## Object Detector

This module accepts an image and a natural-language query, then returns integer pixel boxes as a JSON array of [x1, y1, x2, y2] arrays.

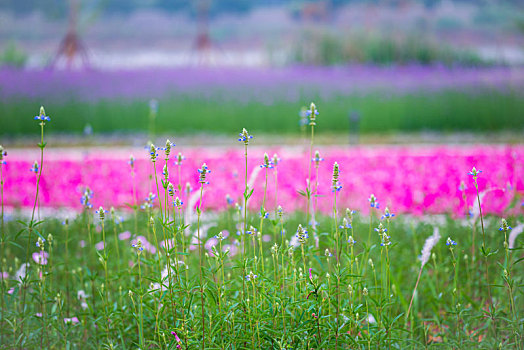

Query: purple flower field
[[1, 65, 523, 102]]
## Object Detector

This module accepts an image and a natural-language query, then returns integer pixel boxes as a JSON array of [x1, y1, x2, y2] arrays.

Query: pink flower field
[[3, 145, 522, 216]]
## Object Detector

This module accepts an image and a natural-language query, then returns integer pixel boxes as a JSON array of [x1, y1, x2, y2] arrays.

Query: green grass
[[1, 90, 523, 136], [1, 207, 523, 348]]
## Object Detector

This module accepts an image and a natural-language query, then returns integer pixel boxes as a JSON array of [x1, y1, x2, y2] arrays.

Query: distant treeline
[[1, 0, 522, 18]]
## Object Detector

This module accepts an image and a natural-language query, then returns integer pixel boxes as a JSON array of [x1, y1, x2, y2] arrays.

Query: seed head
[[173, 197, 184, 209], [468, 166, 482, 179], [164, 139, 175, 158], [381, 207, 395, 221], [296, 224, 309, 244], [339, 218, 351, 230], [307, 102, 318, 126], [446, 237, 457, 247], [375, 222, 387, 235], [34, 106, 51, 123], [149, 143, 159, 162], [0, 145, 6, 164], [245, 271, 258, 282], [312, 150, 324, 167], [238, 128, 253, 144], [368, 194, 379, 208], [175, 152, 185, 166], [198, 163, 210, 184], [36, 237, 45, 250], [167, 182, 175, 197], [215, 231, 225, 241], [499, 218, 512, 233], [380, 232, 391, 247], [30, 161, 39, 173], [272, 153, 280, 167], [260, 152, 273, 169], [96, 206, 108, 221], [332, 162, 342, 192], [141, 192, 156, 210], [132, 239, 144, 255], [346, 208, 356, 222]]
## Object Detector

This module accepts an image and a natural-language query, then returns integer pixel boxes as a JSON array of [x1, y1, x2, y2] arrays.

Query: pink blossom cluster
[[2, 145, 522, 216]]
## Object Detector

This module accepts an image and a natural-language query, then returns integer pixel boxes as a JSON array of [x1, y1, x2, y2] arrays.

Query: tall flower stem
[[365, 292, 371, 350], [101, 219, 112, 345], [313, 160, 320, 234], [472, 175, 494, 316], [305, 116, 315, 233], [111, 214, 120, 265], [333, 190, 340, 349], [152, 160, 164, 222], [0, 161, 5, 344], [196, 184, 206, 350], [258, 162, 269, 274], [39, 262, 47, 348], [501, 223, 520, 349], [305, 103, 318, 234], [131, 160, 138, 235], [138, 259, 145, 349], [64, 220, 71, 317], [242, 141, 249, 305], [449, 243, 460, 344], [21, 111, 47, 340]]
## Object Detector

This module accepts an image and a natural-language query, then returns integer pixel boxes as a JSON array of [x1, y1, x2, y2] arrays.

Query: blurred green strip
[[1, 90, 523, 136]]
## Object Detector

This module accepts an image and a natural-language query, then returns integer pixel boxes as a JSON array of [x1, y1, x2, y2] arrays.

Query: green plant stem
[[473, 179, 495, 332], [0, 164, 5, 345], [242, 143, 248, 306], [305, 124, 315, 232], [366, 297, 371, 350], [333, 190, 340, 349], [112, 216, 120, 264], [138, 257, 144, 349], [197, 184, 206, 350], [101, 221, 111, 345], [152, 160, 164, 221], [21, 121, 45, 342]]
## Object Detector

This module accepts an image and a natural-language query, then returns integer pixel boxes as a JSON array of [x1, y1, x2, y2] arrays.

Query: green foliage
[[1, 207, 522, 348], [0, 42, 27, 69], [1, 90, 523, 136], [293, 32, 489, 67]]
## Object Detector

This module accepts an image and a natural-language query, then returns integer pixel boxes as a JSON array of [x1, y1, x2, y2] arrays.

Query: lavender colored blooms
[[2, 66, 521, 103]]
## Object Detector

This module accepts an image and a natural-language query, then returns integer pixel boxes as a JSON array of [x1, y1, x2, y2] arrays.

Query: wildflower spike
[[238, 128, 253, 144], [307, 102, 318, 126]]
